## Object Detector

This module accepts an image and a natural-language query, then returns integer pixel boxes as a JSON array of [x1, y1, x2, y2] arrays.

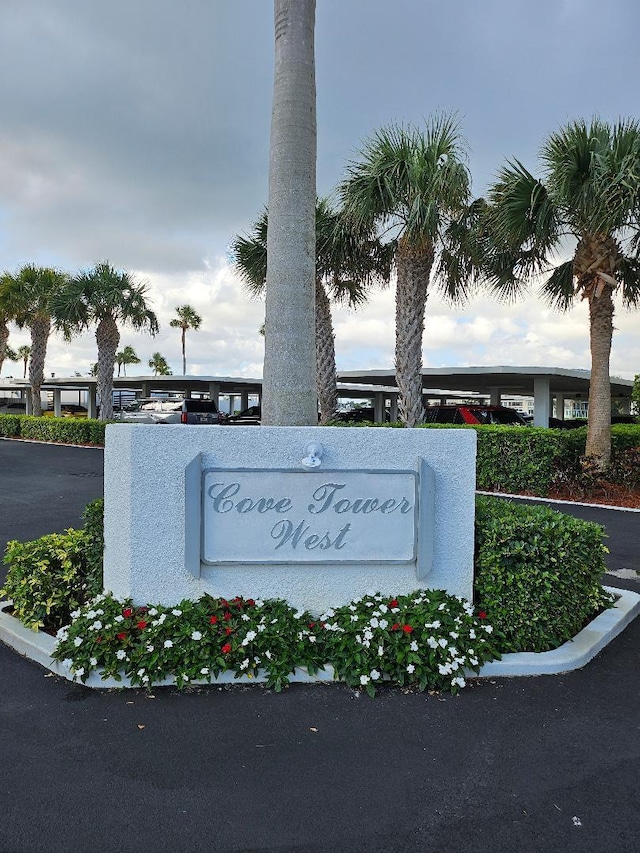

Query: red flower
[[308, 622, 316, 629], [220, 599, 229, 607], [402, 624, 414, 634], [136, 620, 147, 630], [122, 608, 133, 618], [137, 606, 148, 613], [320, 622, 326, 628], [96, 637, 102, 643], [391, 623, 400, 632], [209, 615, 218, 624], [246, 599, 255, 607], [225, 627, 233, 636], [478, 611, 487, 620], [117, 632, 127, 641], [221, 643, 232, 654], [224, 611, 232, 621], [233, 596, 243, 609], [389, 599, 398, 608]]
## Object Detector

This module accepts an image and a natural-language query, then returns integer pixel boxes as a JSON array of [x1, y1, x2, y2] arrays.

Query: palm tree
[[1, 265, 69, 416], [148, 352, 172, 376], [53, 262, 158, 421], [338, 117, 472, 426], [262, 0, 317, 425], [170, 305, 202, 375], [115, 344, 141, 377], [483, 117, 640, 468], [2, 344, 17, 374], [233, 199, 393, 422], [0, 274, 15, 376], [17, 345, 31, 379]]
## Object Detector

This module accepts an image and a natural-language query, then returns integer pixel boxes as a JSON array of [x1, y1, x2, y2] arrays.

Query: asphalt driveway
[[0, 438, 639, 853]]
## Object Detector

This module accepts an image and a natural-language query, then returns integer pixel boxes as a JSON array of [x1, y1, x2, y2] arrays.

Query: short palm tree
[[16, 345, 31, 379], [2, 344, 17, 374], [148, 352, 172, 376], [115, 344, 141, 377], [338, 117, 473, 426], [53, 262, 158, 420], [232, 199, 393, 422], [483, 117, 640, 467], [1, 265, 69, 415], [170, 305, 202, 375]]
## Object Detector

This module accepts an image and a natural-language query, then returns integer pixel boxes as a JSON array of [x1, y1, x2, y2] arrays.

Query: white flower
[[294, 611, 304, 619], [163, 640, 173, 649], [254, 599, 264, 607], [142, 675, 150, 684], [484, 625, 494, 634], [116, 650, 127, 660], [241, 613, 250, 621], [73, 637, 83, 647], [309, 635, 316, 643], [70, 609, 81, 620], [240, 658, 250, 670], [379, 604, 388, 613], [438, 638, 447, 648], [86, 610, 97, 620], [378, 645, 385, 656], [348, 605, 357, 612], [146, 645, 154, 653], [191, 631, 202, 641], [182, 674, 189, 681], [470, 657, 478, 667], [370, 669, 381, 681], [365, 601, 374, 607], [452, 676, 466, 688], [369, 617, 379, 629], [323, 609, 335, 619], [148, 608, 158, 616], [360, 674, 370, 685], [378, 619, 389, 630], [438, 603, 447, 611], [427, 637, 438, 649], [271, 618, 278, 624], [448, 647, 459, 657], [114, 615, 124, 623], [137, 668, 146, 677], [257, 623, 266, 632], [74, 667, 85, 678], [350, 615, 359, 622], [90, 621, 102, 631], [469, 629, 476, 639], [355, 634, 362, 644], [363, 629, 373, 641], [157, 613, 167, 625], [265, 650, 272, 660], [406, 664, 415, 674], [245, 630, 257, 642], [438, 663, 451, 675], [56, 627, 68, 641], [464, 603, 474, 616], [410, 640, 418, 651], [200, 667, 209, 675], [172, 609, 182, 616], [449, 631, 459, 640], [390, 607, 400, 614], [90, 657, 98, 667]]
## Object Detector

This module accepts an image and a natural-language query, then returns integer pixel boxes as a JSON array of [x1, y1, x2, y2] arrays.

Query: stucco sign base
[[103, 425, 476, 612]]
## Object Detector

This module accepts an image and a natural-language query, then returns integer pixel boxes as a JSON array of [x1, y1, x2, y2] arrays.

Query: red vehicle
[[423, 405, 528, 426]]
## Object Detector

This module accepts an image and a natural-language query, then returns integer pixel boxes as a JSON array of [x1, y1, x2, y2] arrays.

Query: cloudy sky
[[1, 0, 638, 381]]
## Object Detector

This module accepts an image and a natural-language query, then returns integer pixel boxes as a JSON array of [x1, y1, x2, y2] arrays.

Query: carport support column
[[373, 392, 385, 424], [25, 388, 33, 415], [87, 385, 98, 420], [489, 387, 502, 406], [554, 393, 565, 421], [208, 382, 220, 408], [241, 390, 249, 410], [141, 382, 150, 398], [533, 377, 551, 427], [389, 394, 398, 422], [53, 389, 62, 417]]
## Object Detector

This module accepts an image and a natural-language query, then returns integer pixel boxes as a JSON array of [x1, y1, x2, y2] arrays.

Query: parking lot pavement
[[1, 439, 639, 852]]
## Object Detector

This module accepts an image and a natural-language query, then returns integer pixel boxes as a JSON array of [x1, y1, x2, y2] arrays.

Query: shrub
[[1, 500, 104, 631], [0, 415, 21, 437], [1, 529, 100, 631], [17, 415, 106, 445], [474, 495, 613, 652]]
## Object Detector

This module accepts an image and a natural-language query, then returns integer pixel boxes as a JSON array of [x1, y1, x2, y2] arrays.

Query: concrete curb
[[2, 586, 638, 688]]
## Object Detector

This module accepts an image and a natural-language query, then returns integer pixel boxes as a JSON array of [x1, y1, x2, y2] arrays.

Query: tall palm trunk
[[586, 288, 614, 467], [315, 280, 337, 424], [395, 236, 434, 427], [96, 315, 120, 421], [262, 0, 317, 425], [28, 316, 50, 417], [0, 321, 9, 375], [181, 327, 186, 375]]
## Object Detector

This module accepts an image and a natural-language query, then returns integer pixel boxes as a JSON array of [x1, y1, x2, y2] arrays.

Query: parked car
[[334, 406, 391, 423], [113, 398, 225, 425], [423, 405, 529, 426], [226, 405, 261, 425], [0, 401, 26, 414]]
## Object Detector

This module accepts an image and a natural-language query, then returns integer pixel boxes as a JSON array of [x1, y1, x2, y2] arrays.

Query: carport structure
[[336, 366, 634, 426]]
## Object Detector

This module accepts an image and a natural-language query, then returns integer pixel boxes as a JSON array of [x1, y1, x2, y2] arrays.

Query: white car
[[113, 398, 184, 424]]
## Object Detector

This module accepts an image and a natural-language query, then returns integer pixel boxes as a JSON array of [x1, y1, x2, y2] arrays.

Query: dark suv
[[423, 405, 528, 426]]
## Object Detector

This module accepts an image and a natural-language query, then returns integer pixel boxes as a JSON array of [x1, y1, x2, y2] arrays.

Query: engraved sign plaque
[[202, 469, 418, 564]]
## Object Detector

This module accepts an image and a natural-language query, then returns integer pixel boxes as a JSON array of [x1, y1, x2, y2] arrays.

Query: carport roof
[[337, 365, 634, 398]]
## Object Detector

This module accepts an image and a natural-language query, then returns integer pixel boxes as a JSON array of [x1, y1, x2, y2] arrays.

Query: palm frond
[[616, 254, 640, 308], [538, 261, 575, 311]]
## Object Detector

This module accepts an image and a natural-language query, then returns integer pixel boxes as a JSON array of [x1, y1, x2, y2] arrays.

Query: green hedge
[[474, 495, 612, 652], [1, 499, 104, 631], [0, 414, 107, 445]]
